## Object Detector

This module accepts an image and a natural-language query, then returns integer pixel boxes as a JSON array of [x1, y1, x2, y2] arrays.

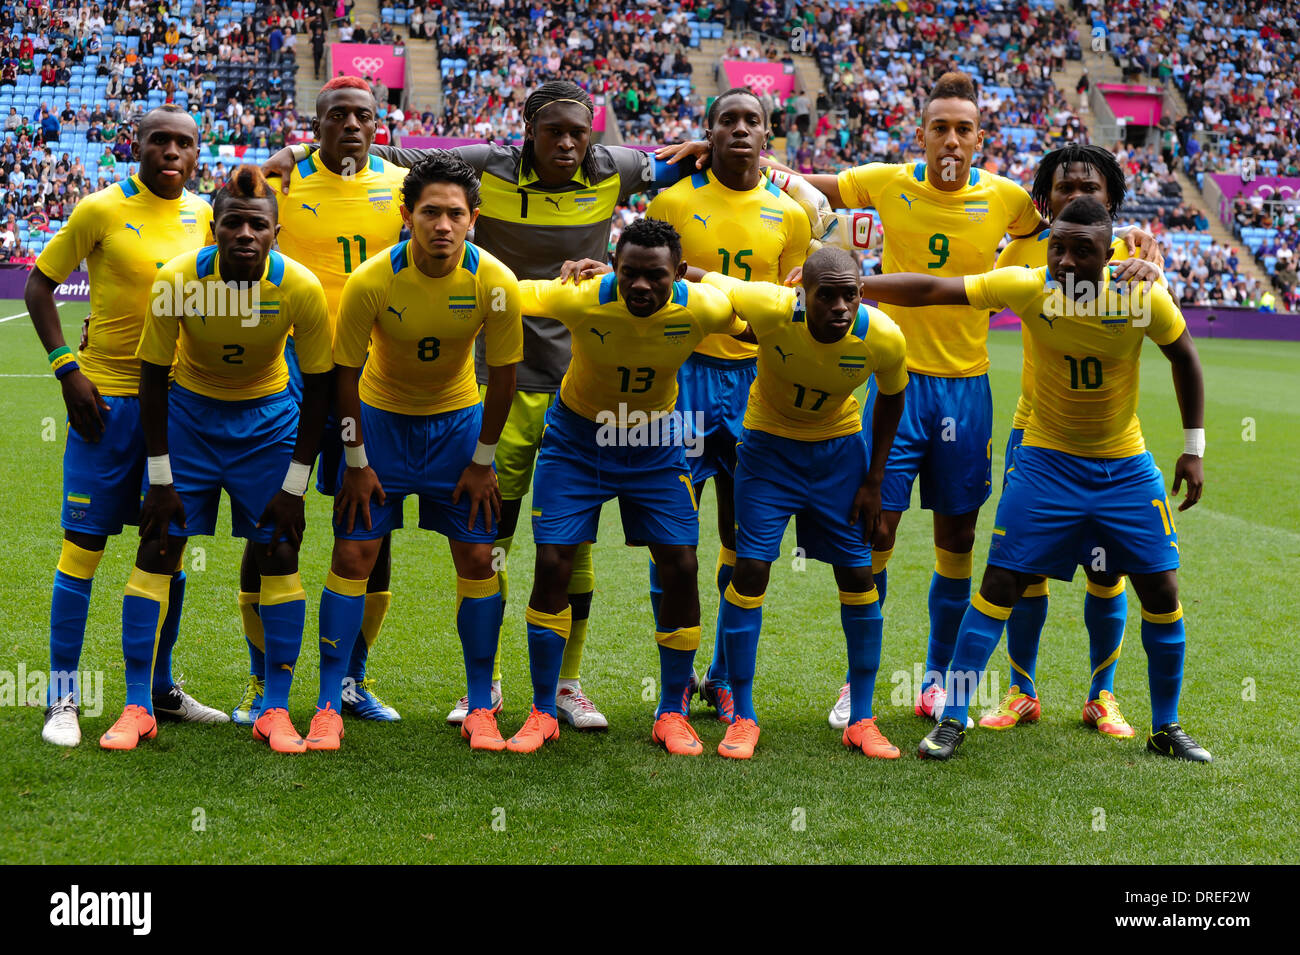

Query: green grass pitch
[[1, 300, 1296, 864]]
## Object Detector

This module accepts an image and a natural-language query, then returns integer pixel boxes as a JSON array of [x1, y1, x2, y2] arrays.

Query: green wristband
[[47, 345, 72, 365]]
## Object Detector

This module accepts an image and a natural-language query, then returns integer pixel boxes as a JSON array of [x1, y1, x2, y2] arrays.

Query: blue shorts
[[531, 400, 699, 547], [333, 401, 496, 543], [734, 427, 873, 567], [989, 444, 1180, 581], [61, 394, 145, 535], [285, 336, 342, 496], [164, 385, 299, 542], [862, 371, 992, 515], [1004, 426, 1024, 486], [677, 352, 756, 484]]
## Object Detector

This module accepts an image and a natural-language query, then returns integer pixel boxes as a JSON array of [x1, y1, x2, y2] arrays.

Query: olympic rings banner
[[722, 61, 796, 100], [330, 43, 405, 88]]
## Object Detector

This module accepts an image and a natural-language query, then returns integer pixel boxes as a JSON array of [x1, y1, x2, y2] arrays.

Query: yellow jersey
[[335, 240, 523, 416], [704, 272, 908, 441], [267, 151, 407, 322], [646, 170, 810, 361], [138, 246, 332, 401], [837, 161, 1040, 377], [996, 233, 1136, 429], [520, 273, 741, 421], [964, 266, 1187, 458], [35, 175, 212, 396]]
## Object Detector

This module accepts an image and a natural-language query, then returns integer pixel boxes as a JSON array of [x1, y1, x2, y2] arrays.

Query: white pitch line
[[0, 301, 67, 324], [0, 373, 52, 377]]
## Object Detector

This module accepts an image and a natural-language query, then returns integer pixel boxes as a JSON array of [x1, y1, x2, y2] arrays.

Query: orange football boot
[[252, 707, 307, 753], [717, 717, 760, 759], [979, 685, 1042, 730], [1082, 690, 1137, 738], [652, 711, 704, 756], [461, 707, 507, 751], [505, 706, 560, 753], [842, 717, 901, 758], [99, 704, 158, 750], [305, 703, 345, 751]]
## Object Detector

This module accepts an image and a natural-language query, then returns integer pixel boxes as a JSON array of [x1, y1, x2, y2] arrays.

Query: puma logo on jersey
[[774, 345, 793, 363], [124, 222, 142, 236], [693, 214, 710, 228], [1037, 312, 1058, 329], [544, 196, 562, 209], [590, 327, 611, 343], [301, 202, 321, 216], [387, 305, 407, 321], [898, 193, 915, 209]]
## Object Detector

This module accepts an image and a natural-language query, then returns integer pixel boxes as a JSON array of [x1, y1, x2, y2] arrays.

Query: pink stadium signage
[[722, 61, 796, 100], [330, 43, 405, 88]]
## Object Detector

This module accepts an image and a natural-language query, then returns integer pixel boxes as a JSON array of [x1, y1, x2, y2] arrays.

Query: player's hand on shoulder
[[1110, 257, 1162, 287], [1171, 453, 1203, 511], [263, 146, 298, 195], [1125, 227, 1165, 268], [61, 368, 110, 442], [655, 139, 709, 170], [336, 464, 386, 534], [140, 483, 185, 556], [559, 258, 610, 284], [258, 490, 306, 553], [452, 462, 501, 534], [784, 265, 803, 287]]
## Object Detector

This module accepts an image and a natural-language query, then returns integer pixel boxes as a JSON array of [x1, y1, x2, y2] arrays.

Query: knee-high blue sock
[[1004, 580, 1049, 698], [719, 583, 763, 722], [457, 575, 502, 712], [648, 554, 663, 629], [1085, 579, 1128, 699], [846, 549, 893, 684], [259, 573, 307, 712], [1141, 605, 1185, 728], [48, 540, 101, 703], [238, 591, 265, 679], [842, 588, 883, 723], [707, 545, 736, 682], [121, 567, 170, 712], [317, 572, 366, 711], [655, 626, 701, 717], [525, 605, 570, 716], [942, 594, 1012, 728], [152, 570, 185, 692], [924, 548, 973, 692]]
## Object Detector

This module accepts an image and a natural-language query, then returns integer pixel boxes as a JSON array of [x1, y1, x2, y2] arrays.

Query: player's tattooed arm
[[859, 273, 970, 308], [854, 387, 905, 544], [26, 266, 109, 441], [1158, 329, 1205, 511], [258, 370, 329, 554], [334, 364, 386, 534], [138, 359, 186, 555], [454, 362, 515, 533]]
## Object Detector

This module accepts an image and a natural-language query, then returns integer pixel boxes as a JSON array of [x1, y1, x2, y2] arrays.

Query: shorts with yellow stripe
[[530, 400, 699, 547], [61, 393, 145, 535], [989, 444, 1180, 581], [478, 383, 555, 501]]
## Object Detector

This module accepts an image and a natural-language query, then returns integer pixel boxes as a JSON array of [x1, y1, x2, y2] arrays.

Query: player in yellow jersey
[[856, 196, 1210, 763], [25, 105, 225, 747], [644, 87, 811, 724], [502, 218, 742, 756], [228, 76, 409, 728], [321, 154, 522, 752], [100, 166, 332, 752], [981, 145, 1164, 739], [691, 248, 908, 759]]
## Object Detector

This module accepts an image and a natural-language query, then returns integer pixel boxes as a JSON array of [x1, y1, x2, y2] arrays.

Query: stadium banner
[[722, 61, 796, 100], [330, 43, 405, 88], [1096, 83, 1163, 126], [593, 104, 606, 132], [0, 266, 89, 301], [987, 305, 1300, 341], [1210, 173, 1300, 205]]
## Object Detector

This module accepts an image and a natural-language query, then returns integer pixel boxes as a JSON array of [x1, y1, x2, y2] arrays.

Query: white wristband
[[1183, 428, 1206, 457], [290, 143, 311, 162], [472, 441, 497, 466], [344, 443, 368, 469], [147, 454, 173, 486], [282, 459, 311, 496]]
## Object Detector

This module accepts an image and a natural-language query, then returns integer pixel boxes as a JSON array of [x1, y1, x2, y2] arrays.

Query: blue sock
[[49, 569, 93, 703], [121, 568, 170, 712], [1004, 589, 1048, 698], [260, 574, 307, 712], [655, 637, 699, 717], [1085, 583, 1128, 699], [719, 584, 763, 722], [648, 555, 663, 629], [1141, 607, 1185, 728], [707, 546, 735, 682], [248, 639, 265, 678], [924, 551, 973, 692], [239, 592, 265, 678], [843, 592, 883, 724], [317, 573, 366, 711], [525, 605, 570, 716], [457, 576, 502, 712], [942, 597, 1011, 728], [151, 570, 185, 692], [346, 624, 369, 681]]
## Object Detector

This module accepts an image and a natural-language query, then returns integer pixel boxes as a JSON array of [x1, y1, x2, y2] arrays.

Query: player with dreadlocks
[[975, 143, 1166, 741]]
